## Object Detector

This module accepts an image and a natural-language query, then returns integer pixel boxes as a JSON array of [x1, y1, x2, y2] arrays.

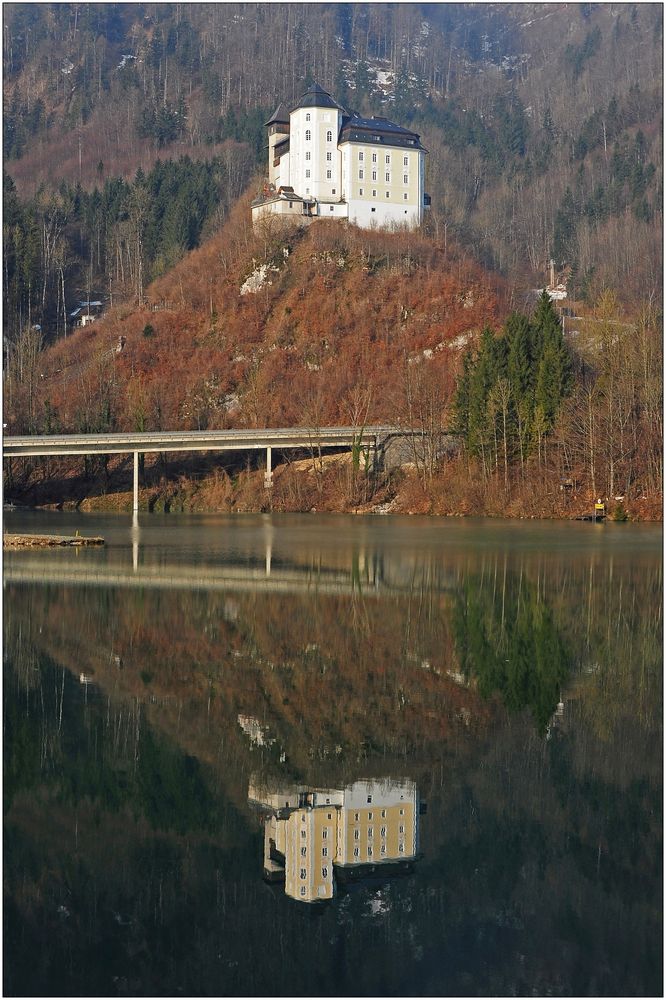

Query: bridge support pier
[[133, 451, 139, 513], [264, 446, 273, 488]]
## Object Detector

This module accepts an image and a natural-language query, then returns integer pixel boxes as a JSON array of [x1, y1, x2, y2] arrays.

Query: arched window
[[305, 113, 311, 121], [326, 130, 333, 142], [305, 129, 311, 141]]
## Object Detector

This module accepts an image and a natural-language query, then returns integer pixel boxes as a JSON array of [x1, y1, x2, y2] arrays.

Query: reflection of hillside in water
[[249, 778, 422, 904], [5, 529, 662, 787], [4, 518, 662, 998]]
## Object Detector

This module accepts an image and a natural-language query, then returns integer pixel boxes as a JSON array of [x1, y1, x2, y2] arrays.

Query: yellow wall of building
[[342, 802, 416, 863]]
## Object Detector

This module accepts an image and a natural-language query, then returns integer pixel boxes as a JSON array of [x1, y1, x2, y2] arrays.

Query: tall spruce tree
[[454, 296, 573, 475]]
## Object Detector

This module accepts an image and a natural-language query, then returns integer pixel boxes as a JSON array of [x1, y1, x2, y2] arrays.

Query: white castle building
[[252, 83, 429, 230]]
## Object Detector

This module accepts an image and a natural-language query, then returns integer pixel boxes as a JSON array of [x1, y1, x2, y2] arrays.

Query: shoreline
[[5, 458, 663, 523]]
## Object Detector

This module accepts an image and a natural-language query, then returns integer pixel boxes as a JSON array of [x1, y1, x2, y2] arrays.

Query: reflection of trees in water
[[2, 647, 225, 836], [4, 642, 661, 997], [452, 570, 571, 734], [3, 548, 663, 998]]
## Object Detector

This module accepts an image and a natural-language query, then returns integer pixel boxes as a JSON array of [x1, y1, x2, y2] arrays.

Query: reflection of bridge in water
[[4, 545, 458, 598]]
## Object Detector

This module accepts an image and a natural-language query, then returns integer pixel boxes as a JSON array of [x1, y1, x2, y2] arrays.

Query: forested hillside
[[3, 3, 662, 518], [3, 1, 662, 345]]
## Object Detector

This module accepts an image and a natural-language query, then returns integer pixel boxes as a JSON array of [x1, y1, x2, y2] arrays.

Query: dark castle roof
[[339, 112, 426, 151], [265, 87, 426, 152], [292, 83, 345, 111], [264, 102, 291, 127]]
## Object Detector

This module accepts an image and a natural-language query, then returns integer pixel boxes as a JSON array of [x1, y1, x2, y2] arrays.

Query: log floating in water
[[3, 533, 105, 548]]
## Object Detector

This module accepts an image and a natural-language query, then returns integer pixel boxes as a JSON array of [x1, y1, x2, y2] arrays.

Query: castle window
[[301, 829, 306, 838], [403, 156, 409, 166], [372, 171, 377, 181], [305, 169, 310, 178], [368, 828, 373, 838], [326, 169, 332, 179], [368, 811, 373, 818], [380, 844, 387, 855], [372, 190, 377, 197], [403, 174, 408, 184], [385, 172, 390, 182], [354, 813, 359, 821], [386, 154, 391, 164], [359, 151, 364, 161], [367, 845, 373, 857], [332, 188, 336, 194], [380, 827, 386, 837], [354, 847, 360, 857], [322, 867, 328, 878], [381, 810, 386, 818], [306, 113, 311, 121], [359, 169, 364, 180], [301, 846, 307, 856], [300, 886, 306, 896], [371, 207, 376, 213], [326, 151, 332, 161], [305, 130, 311, 141], [386, 191, 390, 198], [330, 206, 334, 211], [399, 808, 405, 816], [305, 151, 311, 161], [359, 188, 363, 196], [354, 829, 360, 840], [322, 846, 328, 856], [326, 130, 333, 142], [399, 843, 405, 853], [399, 825, 405, 834], [403, 193, 408, 200], [300, 868, 307, 879], [372, 152, 377, 162], [323, 828, 329, 839]]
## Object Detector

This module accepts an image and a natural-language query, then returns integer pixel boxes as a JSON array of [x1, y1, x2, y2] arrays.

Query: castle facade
[[252, 83, 429, 230]]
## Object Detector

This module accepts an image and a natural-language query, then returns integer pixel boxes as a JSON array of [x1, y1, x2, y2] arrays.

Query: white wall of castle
[[290, 105, 343, 202], [258, 101, 426, 230]]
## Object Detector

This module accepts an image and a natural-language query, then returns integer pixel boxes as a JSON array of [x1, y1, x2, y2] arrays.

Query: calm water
[[4, 512, 662, 997]]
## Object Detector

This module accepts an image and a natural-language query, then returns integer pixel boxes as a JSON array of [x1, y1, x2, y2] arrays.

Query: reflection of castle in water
[[249, 778, 421, 903]]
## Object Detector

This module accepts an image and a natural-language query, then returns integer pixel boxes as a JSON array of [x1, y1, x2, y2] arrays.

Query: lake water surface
[[4, 512, 662, 996]]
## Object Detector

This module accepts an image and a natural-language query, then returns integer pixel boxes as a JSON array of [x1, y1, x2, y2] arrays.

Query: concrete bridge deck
[[3, 426, 387, 458]]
